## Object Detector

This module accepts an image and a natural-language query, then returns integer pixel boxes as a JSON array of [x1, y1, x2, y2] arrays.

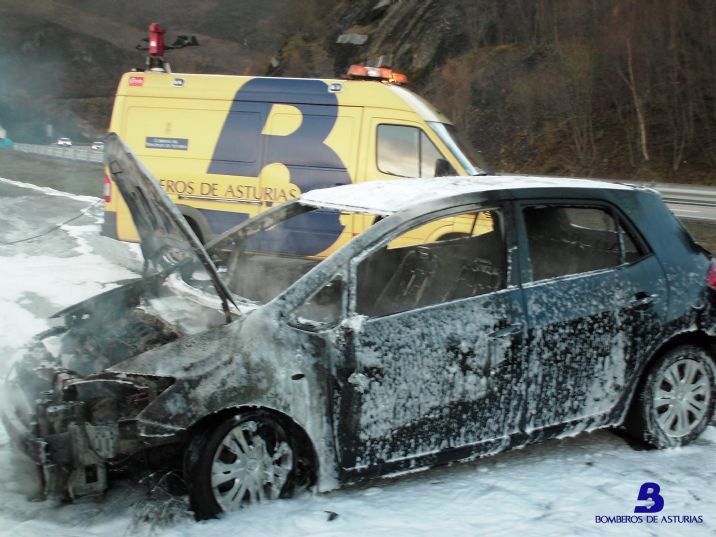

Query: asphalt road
[[0, 179, 140, 273]]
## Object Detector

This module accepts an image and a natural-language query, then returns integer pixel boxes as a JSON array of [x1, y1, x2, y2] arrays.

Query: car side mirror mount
[[286, 278, 345, 332], [434, 158, 456, 177]]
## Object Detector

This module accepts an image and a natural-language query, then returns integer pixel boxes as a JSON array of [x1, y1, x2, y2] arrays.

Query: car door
[[516, 202, 668, 430], [335, 205, 527, 471]]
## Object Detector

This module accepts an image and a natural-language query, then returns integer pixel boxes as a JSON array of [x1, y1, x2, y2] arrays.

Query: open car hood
[[104, 133, 235, 320]]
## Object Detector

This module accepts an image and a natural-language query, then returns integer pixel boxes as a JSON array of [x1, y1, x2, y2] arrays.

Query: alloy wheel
[[210, 420, 294, 511], [653, 358, 711, 438]]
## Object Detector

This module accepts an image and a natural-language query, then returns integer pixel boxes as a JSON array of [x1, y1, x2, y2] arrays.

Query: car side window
[[289, 277, 344, 330], [524, 206, 645, 281], [356, 209, 506, 317], [621, 225, 645, 263], [377, 125, 455, 178]]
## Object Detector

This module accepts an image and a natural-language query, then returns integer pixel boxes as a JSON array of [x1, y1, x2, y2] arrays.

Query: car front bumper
[[0, 344, 166, 501], [2, 365, 122, 499]]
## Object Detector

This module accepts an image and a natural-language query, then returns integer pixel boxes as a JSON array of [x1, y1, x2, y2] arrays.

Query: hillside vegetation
[[273, 0, 716, 183], [0, 0, 290, 141], [1, 0, 714, 183]]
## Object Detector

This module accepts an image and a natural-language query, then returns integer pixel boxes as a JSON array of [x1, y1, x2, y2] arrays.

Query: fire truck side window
[[377, 125, 451, 178], [378, 125, 419, 177]]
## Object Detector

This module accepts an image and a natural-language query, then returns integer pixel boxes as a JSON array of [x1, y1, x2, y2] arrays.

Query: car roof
[[299, 175, 639, 215]]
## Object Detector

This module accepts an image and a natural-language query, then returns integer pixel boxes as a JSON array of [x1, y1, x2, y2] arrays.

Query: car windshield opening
[[213, 204, 362, 305]]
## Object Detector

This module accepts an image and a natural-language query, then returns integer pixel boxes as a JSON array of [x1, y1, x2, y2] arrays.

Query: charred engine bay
[[3, 273, 225, 498], [57, 284, 181, 375]]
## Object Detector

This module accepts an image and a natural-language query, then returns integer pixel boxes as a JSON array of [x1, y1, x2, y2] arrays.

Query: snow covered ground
[[0, 177, 714, 536]]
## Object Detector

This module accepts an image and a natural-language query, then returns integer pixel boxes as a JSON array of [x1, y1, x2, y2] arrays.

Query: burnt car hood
[[104, 133, 235, 319], [40, 272, 251, 376]]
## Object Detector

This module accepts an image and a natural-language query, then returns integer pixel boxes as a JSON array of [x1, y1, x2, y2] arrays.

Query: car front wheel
[[626, 345, 715, 448], [186, 412, 296, 519]]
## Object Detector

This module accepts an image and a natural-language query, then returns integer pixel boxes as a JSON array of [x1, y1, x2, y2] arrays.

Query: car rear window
[[524, 206, 645, 281]]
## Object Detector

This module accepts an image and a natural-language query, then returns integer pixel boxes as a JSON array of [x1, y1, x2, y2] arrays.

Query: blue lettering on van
[[219, 77, 340, 105], [208, 78, 350, 256]]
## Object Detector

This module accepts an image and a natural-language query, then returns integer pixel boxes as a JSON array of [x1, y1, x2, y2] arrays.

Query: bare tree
[[620, 38, 650, 162]]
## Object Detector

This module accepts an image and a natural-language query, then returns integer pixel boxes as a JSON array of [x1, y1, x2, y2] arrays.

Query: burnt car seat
[[524, 208, 582, 280], [373, 245, 441, 316]]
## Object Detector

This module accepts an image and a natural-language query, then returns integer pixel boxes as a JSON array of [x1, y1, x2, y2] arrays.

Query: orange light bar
[[346, 64, 408, 85]]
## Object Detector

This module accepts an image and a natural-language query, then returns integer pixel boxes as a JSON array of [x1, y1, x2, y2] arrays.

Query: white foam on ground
[[0, 177, 139, 359], [0, 176, 100, 203]]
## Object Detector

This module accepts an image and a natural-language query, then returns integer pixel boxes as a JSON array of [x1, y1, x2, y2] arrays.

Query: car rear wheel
[[186, 412, 296, 519], [626, 345, 715, 448]]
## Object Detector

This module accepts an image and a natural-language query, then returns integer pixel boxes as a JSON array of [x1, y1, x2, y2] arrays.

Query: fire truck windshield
[[428, 122, 487, 176]]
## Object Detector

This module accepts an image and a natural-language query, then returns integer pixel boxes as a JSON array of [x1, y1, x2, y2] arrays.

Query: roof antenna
[[135, 23, 199, 73]]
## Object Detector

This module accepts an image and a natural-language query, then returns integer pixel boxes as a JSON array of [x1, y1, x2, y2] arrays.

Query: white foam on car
[[300, 175, 636, 215]]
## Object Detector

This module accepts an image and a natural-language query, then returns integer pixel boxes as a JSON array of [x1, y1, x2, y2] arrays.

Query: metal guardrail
[[654, 184, 716, 208], [622, 181, 716, 223], [12, 143, 103, 164], [5, 145, 716, 219]]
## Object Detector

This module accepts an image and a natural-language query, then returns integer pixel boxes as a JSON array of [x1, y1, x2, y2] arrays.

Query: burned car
[[3, 134, 716, 519]]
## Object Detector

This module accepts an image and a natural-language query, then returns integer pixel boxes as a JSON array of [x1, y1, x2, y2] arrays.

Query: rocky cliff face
[[271, 0, 467, 83], [271, 0, 716, 183]]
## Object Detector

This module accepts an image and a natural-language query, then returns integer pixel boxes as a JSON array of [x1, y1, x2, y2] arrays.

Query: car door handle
[[488, 323, 523, 339], [628, 293, 659, 310], [348, 372, 367, 385], [347, 372, 371, 393]]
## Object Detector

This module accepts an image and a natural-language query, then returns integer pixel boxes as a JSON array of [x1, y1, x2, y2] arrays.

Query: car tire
[[625, 345, 715, 448], [185, 412, 296, 520]]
